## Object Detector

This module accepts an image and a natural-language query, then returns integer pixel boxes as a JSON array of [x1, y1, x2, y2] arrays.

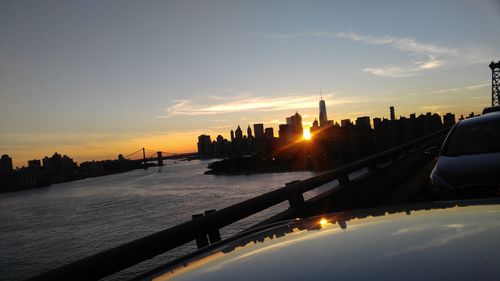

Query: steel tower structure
[[490, 61, 500, 106]]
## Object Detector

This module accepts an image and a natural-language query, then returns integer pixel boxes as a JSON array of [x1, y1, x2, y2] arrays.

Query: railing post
[[204, 210, 222, 244], [286, 180, 305, 209], [338, 174, 350, 185], [192, 214, 209, 249], [288, 193, 305, 209]]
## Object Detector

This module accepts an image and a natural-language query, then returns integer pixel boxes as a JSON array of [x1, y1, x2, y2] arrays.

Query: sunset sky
[[1, 0, 500, 166]]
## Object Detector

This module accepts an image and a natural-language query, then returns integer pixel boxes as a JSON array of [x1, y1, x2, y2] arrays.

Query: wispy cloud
[[361, 55, 445, 78], [407, 81, 490, 96], [429, 82, 490, 94], [158, 93, 369, 117], [419, 105, 449, 112], [336, 32, 458, 56], [337, 32, 458, 77], [262, 31, 497, 78]]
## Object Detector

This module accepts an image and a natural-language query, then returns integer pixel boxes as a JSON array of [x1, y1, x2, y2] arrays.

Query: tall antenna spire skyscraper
[[319, 90, 328, 127]]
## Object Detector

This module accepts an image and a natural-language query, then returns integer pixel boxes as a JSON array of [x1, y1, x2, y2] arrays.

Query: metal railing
[[28, 129, 447, 281]]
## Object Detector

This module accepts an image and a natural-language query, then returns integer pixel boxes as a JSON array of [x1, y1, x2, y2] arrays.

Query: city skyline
[[0, 98, 458, 170], [1, 1, 500, 166]]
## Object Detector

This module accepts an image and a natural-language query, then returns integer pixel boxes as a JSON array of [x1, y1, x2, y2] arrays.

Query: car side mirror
[[424, 146, 439, 156]]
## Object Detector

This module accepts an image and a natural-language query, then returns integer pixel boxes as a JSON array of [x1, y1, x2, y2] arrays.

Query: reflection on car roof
[[457, 111, 500, 127]]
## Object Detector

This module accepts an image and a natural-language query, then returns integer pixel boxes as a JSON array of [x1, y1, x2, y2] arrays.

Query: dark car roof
[[143, 199, 500, 281], [482, 106, 500, 114], [456, 111, 500, 128]]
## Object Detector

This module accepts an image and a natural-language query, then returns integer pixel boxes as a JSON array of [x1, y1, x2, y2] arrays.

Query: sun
[[303, 129, 311, 140]]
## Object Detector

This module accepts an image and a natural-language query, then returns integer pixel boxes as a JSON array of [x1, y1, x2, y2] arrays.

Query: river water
[[0, 159, 336, 280]]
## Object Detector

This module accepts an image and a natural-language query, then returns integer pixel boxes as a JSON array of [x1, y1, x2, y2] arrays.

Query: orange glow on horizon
[[4, 131, 200, 168]]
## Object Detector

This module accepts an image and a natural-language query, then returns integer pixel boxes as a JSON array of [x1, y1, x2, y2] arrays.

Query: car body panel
[[145, 200, 500, 281], [432, 153, 500, 187]]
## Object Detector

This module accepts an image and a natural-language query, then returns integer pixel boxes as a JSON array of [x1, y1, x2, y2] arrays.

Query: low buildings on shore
[[0, 153, 143, 192]]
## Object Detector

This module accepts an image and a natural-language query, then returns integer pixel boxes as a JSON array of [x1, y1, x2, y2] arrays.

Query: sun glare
[[303, 129, 311, 140]]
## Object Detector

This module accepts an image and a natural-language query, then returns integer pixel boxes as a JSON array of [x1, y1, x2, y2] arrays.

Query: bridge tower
[[157, 151, 163, 166], [142, 147, 146, 167], [489, 61, 500, 106]]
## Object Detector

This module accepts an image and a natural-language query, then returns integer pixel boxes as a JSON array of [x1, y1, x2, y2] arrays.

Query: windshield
[[443, 121, 500, 156]]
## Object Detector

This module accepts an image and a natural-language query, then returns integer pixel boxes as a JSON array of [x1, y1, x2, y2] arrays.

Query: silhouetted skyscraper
[[319, 96, 328, 127], [390, 106, 395, 121], [443, 113, 456, 127], [341, 119, 352, 127], [356, 116, 371, 130], [43, 152, 62, 171], [312, 118, 319, 128], [253, 124, 264, 139], [28, 159, 41, 170], [247, 125, 253, 138], [61, 155, 77, 169], [235, 126, 243, 139], [264, 128, 274, 139], [373, 118, 382, 130], [279, 124, 290, 140], [286, 112, 303, 139], [215, 135, 225, 153], [230, 130, 235, 141], [0, 154, 13, 173], [197, 135, 213, 155]]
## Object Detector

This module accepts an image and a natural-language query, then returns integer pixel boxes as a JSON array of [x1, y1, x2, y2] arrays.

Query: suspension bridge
[[121, 148, 197, 167]]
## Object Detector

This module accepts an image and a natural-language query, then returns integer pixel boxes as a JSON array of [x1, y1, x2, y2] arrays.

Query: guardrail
[[28, 129, 448, 281]]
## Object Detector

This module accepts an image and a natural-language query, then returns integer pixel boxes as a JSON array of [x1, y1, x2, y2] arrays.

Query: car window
[[444, 122, 500, 156]]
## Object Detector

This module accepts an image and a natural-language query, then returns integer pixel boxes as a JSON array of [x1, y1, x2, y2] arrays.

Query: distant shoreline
[[0, 154, 199, 194], [0, 165, 154, 194], [203, 154, 341, 176]]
